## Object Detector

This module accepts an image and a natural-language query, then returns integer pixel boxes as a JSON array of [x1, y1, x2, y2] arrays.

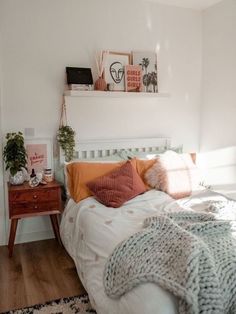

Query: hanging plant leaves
[[57, 125, 75, 162]]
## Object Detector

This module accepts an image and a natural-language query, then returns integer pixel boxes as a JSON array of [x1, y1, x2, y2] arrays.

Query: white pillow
[[145, 151, 201, 199]]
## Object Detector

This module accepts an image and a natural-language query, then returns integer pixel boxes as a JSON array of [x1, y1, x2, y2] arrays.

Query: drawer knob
[[33, 195, 38, 199], [34, 205, 38, 209]]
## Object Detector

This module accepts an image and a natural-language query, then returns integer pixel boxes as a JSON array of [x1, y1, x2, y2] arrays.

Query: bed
[[59, 138, 236, 314]]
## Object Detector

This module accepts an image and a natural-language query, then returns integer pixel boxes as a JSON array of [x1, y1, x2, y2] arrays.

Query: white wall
[[0, 0, 202, 245], [0, 26, 6, 245], [199, 0, 236, 186]]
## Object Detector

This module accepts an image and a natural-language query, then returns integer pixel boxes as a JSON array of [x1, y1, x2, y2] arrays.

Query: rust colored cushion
[[66, 159, 137, 203], [86, 160, 146, 208]]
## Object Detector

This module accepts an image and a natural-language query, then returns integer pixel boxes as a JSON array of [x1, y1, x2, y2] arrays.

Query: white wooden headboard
[[60, 137, 171, 162]]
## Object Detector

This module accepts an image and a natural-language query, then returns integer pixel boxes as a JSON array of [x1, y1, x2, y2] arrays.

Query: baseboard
[[15, 229, 55, 244]]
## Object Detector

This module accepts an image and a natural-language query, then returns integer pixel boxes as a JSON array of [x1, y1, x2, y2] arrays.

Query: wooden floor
[[0, 239, 85, 312]]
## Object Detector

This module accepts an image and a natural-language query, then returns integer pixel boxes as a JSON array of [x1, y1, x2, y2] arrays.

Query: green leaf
[[3, 131, 27, 174]]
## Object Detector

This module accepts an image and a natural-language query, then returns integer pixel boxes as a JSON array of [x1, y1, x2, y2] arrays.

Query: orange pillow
[[135, 158, 157, 188], [66, 159, 137, 203], [86, 160, 146, 208]]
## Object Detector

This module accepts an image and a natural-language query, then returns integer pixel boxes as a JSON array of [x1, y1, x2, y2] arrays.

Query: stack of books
[[66, 84, 94, 91]]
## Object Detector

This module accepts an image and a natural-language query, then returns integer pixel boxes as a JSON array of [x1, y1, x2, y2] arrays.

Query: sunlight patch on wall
[[197, 146, 236, 186], [167, 65, 173, 79], [185, 93, 189, 102], [164, 39, 170, 51], [145, 5, 153, 31], [155, 43, 161, 53]]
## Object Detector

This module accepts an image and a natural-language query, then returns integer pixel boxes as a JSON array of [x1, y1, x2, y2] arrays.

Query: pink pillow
[[87, 160, 146, 208], [145, 151, 200, 199]]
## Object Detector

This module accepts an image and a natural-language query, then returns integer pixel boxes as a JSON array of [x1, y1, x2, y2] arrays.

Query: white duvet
[[60, 188, 233, 314]]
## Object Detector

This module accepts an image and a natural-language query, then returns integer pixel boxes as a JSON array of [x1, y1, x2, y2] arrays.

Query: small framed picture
[[132, 51, 158, 93], [124, 65, 142, 92], [25, 138, 53, 174], [103, 51, 131, 91]]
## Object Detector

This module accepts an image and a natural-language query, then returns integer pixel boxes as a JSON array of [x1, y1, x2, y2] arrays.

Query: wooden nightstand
[[8, 180, 62, 257]]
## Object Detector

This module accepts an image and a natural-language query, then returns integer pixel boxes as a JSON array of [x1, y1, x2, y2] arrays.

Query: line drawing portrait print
[[103, 51, 131, 91], [109, 62, 124, 84]]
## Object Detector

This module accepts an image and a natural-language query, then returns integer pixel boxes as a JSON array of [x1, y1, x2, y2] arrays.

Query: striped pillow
[[87, 160, 146, 208]]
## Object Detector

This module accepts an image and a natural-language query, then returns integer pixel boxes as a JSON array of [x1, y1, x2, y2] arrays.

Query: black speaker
[[66, 67, 93, 85]]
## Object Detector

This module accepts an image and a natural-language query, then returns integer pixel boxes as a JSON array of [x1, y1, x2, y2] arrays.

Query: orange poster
[[125, 65, 142, 92]]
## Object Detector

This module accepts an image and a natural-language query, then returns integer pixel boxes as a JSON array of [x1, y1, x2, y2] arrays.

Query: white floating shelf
[[64, 90, 170, 98]]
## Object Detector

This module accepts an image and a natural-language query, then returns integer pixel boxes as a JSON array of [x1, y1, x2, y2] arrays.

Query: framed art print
[[25, 138, 53, 174], [103, 51, 131, 91], [124, 65, 142, 92], [132, 51, 158, 93]]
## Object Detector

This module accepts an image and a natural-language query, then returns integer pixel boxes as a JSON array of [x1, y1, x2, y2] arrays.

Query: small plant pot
[[9, 171, 25, 185]]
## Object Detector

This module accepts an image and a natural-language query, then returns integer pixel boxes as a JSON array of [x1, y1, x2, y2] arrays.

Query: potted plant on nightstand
[[3, 132, 28, 185]]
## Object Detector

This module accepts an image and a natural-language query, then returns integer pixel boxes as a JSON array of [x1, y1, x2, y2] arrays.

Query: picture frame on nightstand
[[25, 138, 53, 174]]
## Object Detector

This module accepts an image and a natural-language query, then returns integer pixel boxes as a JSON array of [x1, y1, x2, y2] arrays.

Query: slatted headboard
[[60, 137, 171, 162]]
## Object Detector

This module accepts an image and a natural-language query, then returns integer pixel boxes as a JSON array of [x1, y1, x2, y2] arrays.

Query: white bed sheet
[[60, 188, 231, 314]]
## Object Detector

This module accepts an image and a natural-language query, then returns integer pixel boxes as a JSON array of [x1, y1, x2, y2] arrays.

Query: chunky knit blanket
[[104, 212, 236, 314]]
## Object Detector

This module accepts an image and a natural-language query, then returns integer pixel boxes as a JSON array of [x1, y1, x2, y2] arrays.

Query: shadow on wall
[[197, 146, 236, 187]]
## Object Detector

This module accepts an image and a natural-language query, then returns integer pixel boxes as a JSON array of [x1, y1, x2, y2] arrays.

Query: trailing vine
[[57, 125, 75, 162]]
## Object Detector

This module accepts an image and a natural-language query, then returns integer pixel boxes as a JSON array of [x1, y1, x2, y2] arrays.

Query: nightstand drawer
[[9, 188, 59, 203], [10, 201, 60, 216]]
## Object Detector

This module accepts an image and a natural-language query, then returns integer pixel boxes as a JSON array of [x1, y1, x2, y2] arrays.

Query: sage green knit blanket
[[104, 212, 236, 314]]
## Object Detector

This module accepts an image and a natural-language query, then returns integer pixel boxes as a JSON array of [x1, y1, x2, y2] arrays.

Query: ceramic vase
[[95, 77, 107, 91], [9, 170, 25, 185]]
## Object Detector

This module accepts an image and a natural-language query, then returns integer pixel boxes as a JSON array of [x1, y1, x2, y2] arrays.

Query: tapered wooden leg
[[8, 219, 19, 257], [50, 215, 62, 246]]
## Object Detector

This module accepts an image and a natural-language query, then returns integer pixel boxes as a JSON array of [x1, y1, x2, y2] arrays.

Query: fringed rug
[[1, 294, 96, 314]]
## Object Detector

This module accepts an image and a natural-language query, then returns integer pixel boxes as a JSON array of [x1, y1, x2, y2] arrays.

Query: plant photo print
[[132, 51, 158, 93]]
